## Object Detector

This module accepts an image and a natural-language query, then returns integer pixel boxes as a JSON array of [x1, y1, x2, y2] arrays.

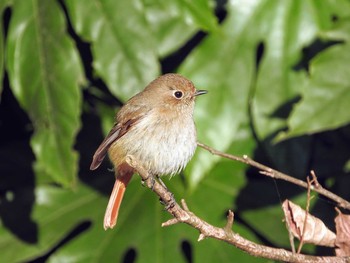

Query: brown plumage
[[90, 73, 207, 229]]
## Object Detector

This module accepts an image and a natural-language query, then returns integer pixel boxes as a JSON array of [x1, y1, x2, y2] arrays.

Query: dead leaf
[[335, 208, 350, 256], [282, 200, 336, 247]]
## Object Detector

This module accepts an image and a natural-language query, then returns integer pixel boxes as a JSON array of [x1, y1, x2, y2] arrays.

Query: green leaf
[[251, 0, 334, 140], [65, 0, 160, 101], [45, 179, 191, 263], [6, 0, 83, 186], [178, 0, 218, 33], [0, 171, 262, 263], [0, 182, 105, 262], [281, 43, 350, 139], [65, 0, 217, 101], [181, 0, 339, 189], [180, 0, 261, 190], [143, 0, 212, 57], [321, 18, 350, 41]]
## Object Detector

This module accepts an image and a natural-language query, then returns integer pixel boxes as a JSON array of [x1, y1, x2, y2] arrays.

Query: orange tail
[[103, 172, 133, 230]]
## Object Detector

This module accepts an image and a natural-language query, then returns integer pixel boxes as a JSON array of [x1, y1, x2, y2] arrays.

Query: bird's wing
[[90, 115, 143, 170]]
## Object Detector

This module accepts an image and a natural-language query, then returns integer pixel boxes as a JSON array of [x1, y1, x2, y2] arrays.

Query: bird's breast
[[109, 109, 197, 176]]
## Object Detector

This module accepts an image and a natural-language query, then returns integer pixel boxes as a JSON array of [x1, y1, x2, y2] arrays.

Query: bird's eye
[[174, 90, 183, 99]]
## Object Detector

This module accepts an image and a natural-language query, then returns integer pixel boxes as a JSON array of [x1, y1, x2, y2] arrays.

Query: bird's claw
[[141, 174, 156, 190], [160, 192, 175, 210]]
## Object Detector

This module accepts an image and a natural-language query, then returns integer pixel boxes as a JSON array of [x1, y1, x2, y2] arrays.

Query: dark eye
[[174, 91, 183, 99]]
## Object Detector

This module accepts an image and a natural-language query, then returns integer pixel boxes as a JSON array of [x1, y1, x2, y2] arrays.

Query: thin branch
[[297, 176, 313, 253], [125, 154, 349, 263], [310, 170, 321, 188], [287, 220, 296, 254], [197, 142, 350, 211]]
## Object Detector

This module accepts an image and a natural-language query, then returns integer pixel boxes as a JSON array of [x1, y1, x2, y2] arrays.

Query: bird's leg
[[141, 172, 156, 190], [162, 193, 176, 210], [125, 155, 176, 209], [125, 155, 156, 189], [156, 176, 168, 190], [157, 176, 176, 210]]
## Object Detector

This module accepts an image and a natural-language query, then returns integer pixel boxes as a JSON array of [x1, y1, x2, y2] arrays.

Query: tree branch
[[125, 153, 349, 263], [197, 142, 350, 211]]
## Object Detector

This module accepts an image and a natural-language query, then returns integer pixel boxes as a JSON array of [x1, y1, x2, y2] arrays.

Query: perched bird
[[90, 73, 207, 230]]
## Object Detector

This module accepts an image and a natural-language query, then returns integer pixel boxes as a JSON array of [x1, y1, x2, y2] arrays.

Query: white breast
[[115, 109, 197, 176]]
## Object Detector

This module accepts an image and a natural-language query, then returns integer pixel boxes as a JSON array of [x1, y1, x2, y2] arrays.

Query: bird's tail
[[103, 170, 133, 230]]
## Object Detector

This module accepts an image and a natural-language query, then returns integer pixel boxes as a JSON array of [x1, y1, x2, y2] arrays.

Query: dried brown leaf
[[282, 200, 336, 247], [335, 209, 350, 256]]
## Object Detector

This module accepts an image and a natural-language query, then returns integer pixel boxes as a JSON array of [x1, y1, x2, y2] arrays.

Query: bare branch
[[198, 233, 206, 242], [224, 210, 234, 232], [162, 218, 179, 227], [125, 154, 349, 263], [197, 142, 350, 211]]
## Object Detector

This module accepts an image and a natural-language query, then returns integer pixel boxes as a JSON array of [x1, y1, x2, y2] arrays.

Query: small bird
[[90, 73, 207, 230]]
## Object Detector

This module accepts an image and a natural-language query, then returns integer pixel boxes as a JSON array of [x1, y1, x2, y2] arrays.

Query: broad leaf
[[144, 0, 218, 56], [181, 0, 347, 184], [0, 181, 107, 262], [6, 0, 83, 186], [252, 0, 333, 140], [321, 18, 350, 42], [65, 0, 217, 101], [181, 0, 334, 188], [180, 0, 260, 189], [0, 171, 263, 263], [177, 0, 218, 33], [65, 0, 160, 101], [282, 43, 350, 138]]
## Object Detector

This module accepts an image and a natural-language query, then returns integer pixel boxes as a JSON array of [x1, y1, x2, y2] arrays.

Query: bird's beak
[[194, 90, 208, 96]]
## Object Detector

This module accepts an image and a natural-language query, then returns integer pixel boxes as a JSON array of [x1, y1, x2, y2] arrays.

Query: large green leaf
[[6, 0, 83, 186], [181, 0, 330, 189], [143, 0, 196, 57], [180, 0, 260, 190], [65, 0, 217, 101], [252, 0, 350, 146], [180, 0, 348, 181], [0, 169, 264, 263], [65, 0, 159, 102], [144, 0, 218, 56], [251, 0, 334, 140], [276, 5, 350, 140], [282, 42, 350, 138], [177, 0, 218, 33], [0, 180, 106, 262]]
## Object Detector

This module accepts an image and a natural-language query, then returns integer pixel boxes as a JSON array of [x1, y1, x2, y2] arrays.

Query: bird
[[90, 73, 207, 230]]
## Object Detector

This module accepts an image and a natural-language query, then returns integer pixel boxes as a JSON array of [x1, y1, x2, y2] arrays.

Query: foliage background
[[1, 0, 350, 262]]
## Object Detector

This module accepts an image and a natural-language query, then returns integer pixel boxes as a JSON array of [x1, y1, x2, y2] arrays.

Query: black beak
[[194, 90, 208, 96]]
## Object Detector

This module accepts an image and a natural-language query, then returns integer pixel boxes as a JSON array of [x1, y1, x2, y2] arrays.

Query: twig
[[297, 176, 313, 253], [285, 211, 296, 253], [197, 142, 350, 211], [125, 154, 349, 263], [310, 170, 320, 188]]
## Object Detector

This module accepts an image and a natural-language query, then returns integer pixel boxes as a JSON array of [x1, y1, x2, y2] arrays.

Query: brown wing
[[90, 118, 140, 170]]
